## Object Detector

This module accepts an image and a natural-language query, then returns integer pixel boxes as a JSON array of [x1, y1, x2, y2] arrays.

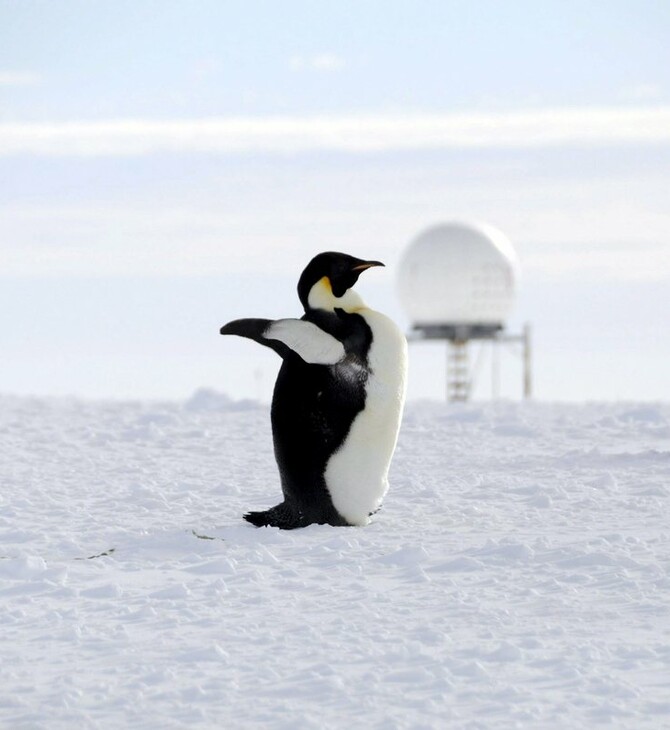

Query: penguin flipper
[[220, 318, 345, 365], [243, 502, 308, 530]]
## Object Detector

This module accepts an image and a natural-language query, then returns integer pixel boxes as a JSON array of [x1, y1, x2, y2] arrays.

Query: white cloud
[[311, 53, 345, 71], [191, 58, 223, 79], [524, 246, 670, 283], [0, 70, 41, 86], [620, 83, 663, 102], [1, 106, 670, 157], [290, 53, 345, 71]]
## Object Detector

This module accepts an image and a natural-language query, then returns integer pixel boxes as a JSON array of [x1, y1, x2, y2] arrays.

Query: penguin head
[[297, 252, 384, 312]]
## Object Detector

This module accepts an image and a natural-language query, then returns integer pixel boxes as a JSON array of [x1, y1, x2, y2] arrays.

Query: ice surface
[[1, 393, 669, 728]]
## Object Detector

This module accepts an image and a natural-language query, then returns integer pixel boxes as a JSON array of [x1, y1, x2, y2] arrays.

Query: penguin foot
[[243, 502, 308, 530]]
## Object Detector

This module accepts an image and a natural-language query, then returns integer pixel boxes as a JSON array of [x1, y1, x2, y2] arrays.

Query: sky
[[1, 0, 669, 402]]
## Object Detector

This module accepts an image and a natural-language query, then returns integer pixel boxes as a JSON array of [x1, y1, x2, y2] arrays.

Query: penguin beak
[[350, 260, 385, 272]]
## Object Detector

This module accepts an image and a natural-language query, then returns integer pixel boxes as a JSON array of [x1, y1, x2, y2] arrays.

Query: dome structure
[[398, 221, 519, 335]]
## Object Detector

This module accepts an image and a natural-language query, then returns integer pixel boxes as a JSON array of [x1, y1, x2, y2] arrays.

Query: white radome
[[398, 221, 520, 327]]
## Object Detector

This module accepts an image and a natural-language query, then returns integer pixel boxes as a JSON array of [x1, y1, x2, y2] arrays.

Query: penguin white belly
[[325, 309, 408, 525]]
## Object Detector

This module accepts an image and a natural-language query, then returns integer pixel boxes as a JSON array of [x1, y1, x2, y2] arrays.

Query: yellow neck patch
[[307, 276, 366, 313]]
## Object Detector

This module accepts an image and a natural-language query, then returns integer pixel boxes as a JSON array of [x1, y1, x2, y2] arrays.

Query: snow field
[[1, 392, 669, 729]]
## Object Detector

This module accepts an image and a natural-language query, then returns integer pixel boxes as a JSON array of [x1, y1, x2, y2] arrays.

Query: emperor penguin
[[220, 251, 407, 529]]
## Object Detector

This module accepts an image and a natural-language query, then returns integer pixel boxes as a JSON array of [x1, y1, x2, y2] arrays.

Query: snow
[[1, 391, 669, 729]]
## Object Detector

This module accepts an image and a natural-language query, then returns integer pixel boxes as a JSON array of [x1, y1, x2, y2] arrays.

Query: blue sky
[[2, 0, 669, 117], [1, 0, 669, 401]]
